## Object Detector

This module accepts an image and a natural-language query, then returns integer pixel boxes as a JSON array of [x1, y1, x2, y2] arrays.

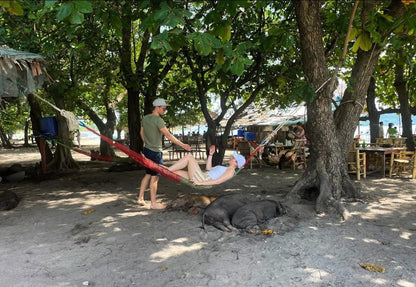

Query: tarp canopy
[[226, 102, 307, 128], [0, 45, 46, 98]]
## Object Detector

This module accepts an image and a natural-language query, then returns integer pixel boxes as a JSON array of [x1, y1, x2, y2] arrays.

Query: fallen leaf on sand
[[360, 262, 385, 273]]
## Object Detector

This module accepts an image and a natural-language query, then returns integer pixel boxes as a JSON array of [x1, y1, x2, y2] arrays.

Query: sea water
[[356, 114, 416, 142]]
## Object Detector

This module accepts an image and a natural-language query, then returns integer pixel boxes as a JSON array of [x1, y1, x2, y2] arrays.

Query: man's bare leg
[[149, 175, 165, 209], [138, 174, 151, 205]]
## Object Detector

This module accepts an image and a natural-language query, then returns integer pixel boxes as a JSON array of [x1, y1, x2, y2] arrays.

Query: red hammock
[[73, 147, 115, 162], [80, 123, 184, 183]]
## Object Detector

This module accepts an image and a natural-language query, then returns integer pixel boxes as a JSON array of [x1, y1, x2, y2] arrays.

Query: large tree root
[[284, 161, 361, 221]]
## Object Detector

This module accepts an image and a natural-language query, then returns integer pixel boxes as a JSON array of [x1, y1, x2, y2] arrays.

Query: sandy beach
[[1, 143, 415, 287]]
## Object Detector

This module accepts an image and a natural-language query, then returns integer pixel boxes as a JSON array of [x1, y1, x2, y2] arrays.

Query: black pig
[[231, 200, 286, 230], [202, 193, 251, 232]]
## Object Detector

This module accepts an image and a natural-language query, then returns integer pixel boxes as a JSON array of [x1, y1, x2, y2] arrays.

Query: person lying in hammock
[[168, 145, 246, 186]]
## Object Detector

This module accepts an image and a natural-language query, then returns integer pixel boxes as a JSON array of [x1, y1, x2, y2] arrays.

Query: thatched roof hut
[[0, 45, 46, 98]]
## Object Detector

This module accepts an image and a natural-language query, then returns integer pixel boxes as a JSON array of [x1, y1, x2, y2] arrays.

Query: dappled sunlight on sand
[[149, 237, 207, 263], [397, 279, 415, 287], [40, 191, 120, 210], [302, 267, 330, 283]]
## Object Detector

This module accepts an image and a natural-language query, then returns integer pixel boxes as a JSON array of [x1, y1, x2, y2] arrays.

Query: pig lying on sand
[[231, 200, 286, 230], [202, 193, 251, 232]]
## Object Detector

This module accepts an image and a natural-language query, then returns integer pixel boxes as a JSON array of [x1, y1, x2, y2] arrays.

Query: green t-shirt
[[142, 114, 166, 152], [387, 127, 397, 138]]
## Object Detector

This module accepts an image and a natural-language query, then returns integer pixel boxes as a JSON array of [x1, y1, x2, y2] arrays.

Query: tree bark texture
[[50, 88, 79, 170], [27, 94, 53, 164], [366, 76, 381, 143], [290, 1, 363, 219], [394, 60, 415, 151], [120, 1, 142, 153], [291, 1, 405, 219]]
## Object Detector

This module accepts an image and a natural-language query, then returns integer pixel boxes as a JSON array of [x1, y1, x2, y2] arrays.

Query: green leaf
[[150, 31, 172, 53], [69, 11, 84, 24], [0, 1, 11, 8], [56, 3, 72, 22], [9, 1, 23, 16], [230, 55, 252, 76], [216, 50, 225, 65], [230, 57, 244, 76], [348, 27, 358, 42], [359, 33, 372, 51], [44, 1, 58, 8], [380, 13, 394, 23], [188, 33, 221, 56], [277, 77, 286, 90], [291, 82, 315, 103], [74, 1, 92, 14], [153, 2, 170, 22], [352, 33, 372, 52], [213, 21, 231, 42], [235, 42, 252, 53]]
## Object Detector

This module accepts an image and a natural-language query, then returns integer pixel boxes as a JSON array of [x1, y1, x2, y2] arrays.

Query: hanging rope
[[240, 103, 306, 169], [56, 141, 116, 162], [32, 93, 79, 132], [239, 75, 334, 169]]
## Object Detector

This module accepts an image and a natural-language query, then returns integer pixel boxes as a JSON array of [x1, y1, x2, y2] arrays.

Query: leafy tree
[[287, 1, 413, 218], [153, 1, 304, 162]]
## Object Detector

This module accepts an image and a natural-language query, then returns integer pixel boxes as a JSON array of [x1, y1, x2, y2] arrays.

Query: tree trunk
[[366, 76, 381, 143], [27, 94, 54, 164], [287, 1, 367, 219], [23, 120, 31, 147], [289, 1, 404, 219], [47, 87, 79, 170], [394, 59, 415, 151], [0, 124, 12, 148]]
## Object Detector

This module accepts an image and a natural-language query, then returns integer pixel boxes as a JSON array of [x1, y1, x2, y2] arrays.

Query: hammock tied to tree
[[79, 101, 305, 188], [30, 91, 319, 188], [32, 93, 79, 132]]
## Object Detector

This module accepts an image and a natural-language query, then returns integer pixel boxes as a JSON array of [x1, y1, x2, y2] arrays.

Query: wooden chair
[[237, 140, 261, 169], [389, 151, 416, 179], [376, 138, 393, 146], [188, 136, 205, 159], [392, 137, 407, 147], [290, 140, 308, 170], [348, 144, 366, 180]]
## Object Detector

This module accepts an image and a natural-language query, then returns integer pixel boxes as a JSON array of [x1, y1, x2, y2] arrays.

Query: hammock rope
[[32, 93, 79, 132], [240, 102, 306, 169], [56, 141, 119, 162], [240, 77, 332, 168]]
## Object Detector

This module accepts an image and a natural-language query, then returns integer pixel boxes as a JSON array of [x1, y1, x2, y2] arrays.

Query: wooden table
[[357, 147, 404, 177]]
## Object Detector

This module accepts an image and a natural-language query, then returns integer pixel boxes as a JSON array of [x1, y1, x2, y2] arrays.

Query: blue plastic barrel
[[244, 132, 255, 141], [40, 117, 58, 137], [237, 129, 245, 137]]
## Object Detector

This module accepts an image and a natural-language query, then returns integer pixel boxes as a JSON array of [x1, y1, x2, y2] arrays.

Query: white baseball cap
[[233, 151, 246, 168], [153, 98, 170, 107]]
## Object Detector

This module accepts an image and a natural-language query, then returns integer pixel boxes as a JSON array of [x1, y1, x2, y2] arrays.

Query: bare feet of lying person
[[150, 202, 166, 210], [137, 199, 146, 206]]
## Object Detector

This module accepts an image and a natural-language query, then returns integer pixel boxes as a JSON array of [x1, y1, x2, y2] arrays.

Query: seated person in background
[[387, 123, 398, 138], [290, 122, 306, 143], [276, 148, 297, 170], [274, 140, 306, 169], [168, 145, 245, 186], [261, 144, 277, 165]]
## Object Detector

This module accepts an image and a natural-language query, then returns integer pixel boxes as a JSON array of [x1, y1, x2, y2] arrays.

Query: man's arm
[[140, 126, 145, 142], [160, 127, 191, 151]]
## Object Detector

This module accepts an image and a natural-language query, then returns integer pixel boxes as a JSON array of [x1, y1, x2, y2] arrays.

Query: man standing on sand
[[138, 98, 191, 209]]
